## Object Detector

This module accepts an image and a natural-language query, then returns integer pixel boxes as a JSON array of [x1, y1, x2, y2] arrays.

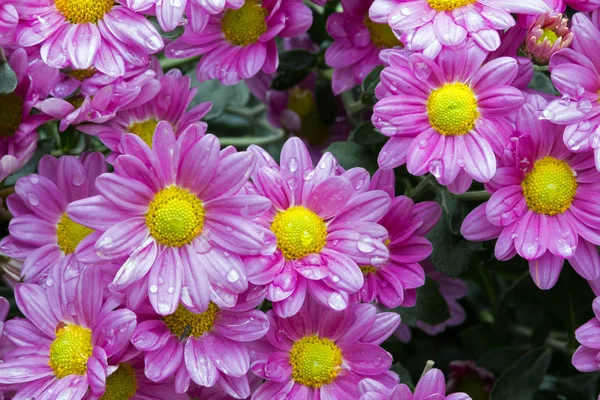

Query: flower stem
[[160, 56, 200, 71], [455, 190, 490, 201]]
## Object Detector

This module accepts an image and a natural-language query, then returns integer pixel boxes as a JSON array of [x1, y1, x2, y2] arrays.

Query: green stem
[[160, 56, 200, 71], [455, 190, 491, 201], [477, 263, 497, 308], [407, 176, 434, 199], [225, 104, 266, 119], [219, 124, 286, 148], [533, 65, 549, 72], [495, 271, 530, 318]]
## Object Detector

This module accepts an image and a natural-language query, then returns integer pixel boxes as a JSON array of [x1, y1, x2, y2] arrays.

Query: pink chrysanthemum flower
[[131, 288, 269, 398], [544, 11, 600, 171], [573, 296, 600, 372], [68, 123, 275, 315], [38, 64, 161, 133], [523, 12, 573, 66], [13, 0, 163, 77], [165, 0, 312, 85], [359, 368, 472, 400], [244, 138, 391, 317], [564, 0, 600, 11], [125, 0, 244, 32], [372, 43, 523, 194], [78, 68, 212, 160], [98, 352, 188, 400], [353, 170, 440, 309], [0, 266, 137, 399], [325, 0, 403, 95], [0, 153, 106, 283], [0, 48, 52, 183], [368, 0, 548, 57], [250, 301, 400, 399], [395, 262, 468, 342], [462, 95, 600, 289], [0, 1, 17, 45]]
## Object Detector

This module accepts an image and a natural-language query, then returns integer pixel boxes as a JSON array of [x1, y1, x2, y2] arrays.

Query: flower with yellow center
[[360, 265, 378, 275], [427, 0, 477, 11], [537, 28, 559, 44], [54, 0, 115, 24], [287, 88, 330, 145], [100, 363, 138, 400], [49, 324, 93, 379], [222, 0, 268, 47], [521, 156, 577, 216], [271, 206, 327, 260], [67, 68, 97, 81], [128, 119, 159, 148], [289, 335, 343, 388], [0, 92, 23, 138], [145, 186, 206, 248], [365, 18, 402, 48], [56, 213, 94, 255], [426, 82, 480, 136], [163, 303, 220, 339]]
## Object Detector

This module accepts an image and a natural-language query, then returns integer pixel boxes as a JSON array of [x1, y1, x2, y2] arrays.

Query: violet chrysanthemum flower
[[0, 152, 106, 283], [165, 0, 312, 85], [358, 368, 472, 400], [250, 301, 400, 399], [131, 289, 269, 397], [354, 169, 441, 309], [0, 1, 17, 45], [372, 43, 523, 194], [244, 138, 391, 317], [325, 0, 403, 95], [125, 0, 244, 32], [368, 0, 548, 57], [0, 48, 52, 183], [544, 11, 600, 170], [38, 63, 161, 133], [68, 123, 275, 315], [461, 95, 600, 289], [395, 262, 468, 342], [573, 296, 600, 372], [0, 266, 137, 399], [13, 0, 163, 77], [78, 68, 212, 160]]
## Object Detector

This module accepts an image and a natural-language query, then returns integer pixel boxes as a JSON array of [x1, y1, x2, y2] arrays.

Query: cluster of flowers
[[2, 0, 600, 398]]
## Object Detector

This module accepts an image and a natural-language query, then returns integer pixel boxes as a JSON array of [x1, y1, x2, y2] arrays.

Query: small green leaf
[[395, 278, 451, 326], [325, 140, 378, 174], [4, 138, 55, 186], [490, 348, 553, 400], [350, 121, 386, 146], [278, 50, 317, 72], [528, 71, 557, 96], [148, 16, 184, 39], [0, 62, 17, 94], [271, 70, 310, 91], [362, 65, 384, 95], [188, 75, 250, 120]]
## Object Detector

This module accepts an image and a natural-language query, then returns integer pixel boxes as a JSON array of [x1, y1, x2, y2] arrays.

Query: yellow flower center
[[521, 156, 577, 216], [360, 265, 378, 275], [0, 92, 23, 138], [222, 0, 267, 47], [100, 363, 138, 400], [427, 0, 477, 11], [364, 18, 402, 48], [55, 0, 115, 24], [67, 68, 97, 81], [426, 82, 479, 136], [287, 87, 330, 145], [271, 206, 327, 260], [537, 28, 559, 44], [289, 335, 343, 388], [49, 324, 93, 379], [163, 303, 219, 339], [57, 213, 94, 255], [67, 95, 86, 109], [288, 88, 315, 119], [146, 186, 205, 248], [128, 119, 159, 148]]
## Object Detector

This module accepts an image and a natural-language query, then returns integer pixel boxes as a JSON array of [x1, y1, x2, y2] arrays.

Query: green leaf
[[395, 278, 451, 326], [362, 65, 384, 95], [391, 363, 414, 389], [427, 190, 482, 277], [315, 77, 336, 125], [148, 16, 184, 39], [477, 346, 522, 376], [0, 61, 17, 94], [4, 138, 55, 186], [278, 50, 317, 72], [350, 121, 386, 146], [490, 348, 553, 400], [307, 5, 331, 44], [325, 140, 378, 174], [188, 76, 250, 120], [528, 71, 557, 96], [271, 70, 310, 91]]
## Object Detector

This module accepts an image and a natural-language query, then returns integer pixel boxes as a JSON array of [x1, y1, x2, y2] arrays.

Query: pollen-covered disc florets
[[49, 324, 93, 378], [427, 0, 476, 11], [54, 0, 115, 24], [289, 335, 343, 388], [271, 206, 327, 260], [163, 303, 219, 339], [222, 0, 268, 46], [426, 82, 479, 136]]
